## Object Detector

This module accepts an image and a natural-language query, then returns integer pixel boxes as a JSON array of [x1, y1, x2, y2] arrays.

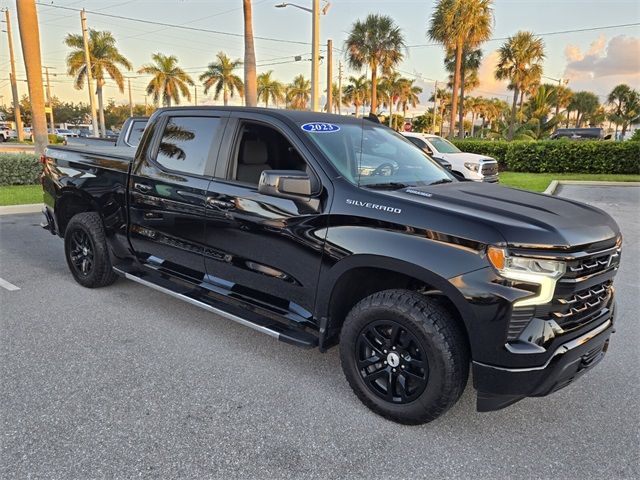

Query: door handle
[[206, 197, 234, 210], [134, 182, 152, 193]]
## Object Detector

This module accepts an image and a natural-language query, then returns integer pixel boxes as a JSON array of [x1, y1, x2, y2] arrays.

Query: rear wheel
[[64, 212, 117, 288], [340, 289, 469, 424]]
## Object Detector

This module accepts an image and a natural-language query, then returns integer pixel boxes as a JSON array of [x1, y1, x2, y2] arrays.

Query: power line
[[407, 22, 640, 48], [35, 2, 312, 46]]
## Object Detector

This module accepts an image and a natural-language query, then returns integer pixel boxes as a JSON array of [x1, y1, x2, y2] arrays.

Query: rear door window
[[126, 120, 147, 147], [155, 116, 224, 176]]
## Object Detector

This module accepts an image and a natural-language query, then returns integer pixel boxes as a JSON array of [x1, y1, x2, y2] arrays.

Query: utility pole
[[4, 8, 24, 141], [311, 0, 319, 111], [80, 9, 99, 136], [337, 61, 343, 115], [127, 78, 133, 117], [44, 66, 55, 131], [432, 80, 438, 134], [326, 39, 333, 114]]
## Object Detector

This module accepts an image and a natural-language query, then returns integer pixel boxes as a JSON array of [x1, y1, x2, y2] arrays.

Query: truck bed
[[46, 144, 134, 162]]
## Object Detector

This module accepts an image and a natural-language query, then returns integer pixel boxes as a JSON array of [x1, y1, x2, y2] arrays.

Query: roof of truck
[[154, 106, 372, 126]]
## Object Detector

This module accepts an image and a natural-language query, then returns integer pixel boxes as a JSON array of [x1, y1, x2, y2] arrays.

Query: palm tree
[[328, 83, 342, 114], [65, 29, 132, 137], [16, 0, 47, 154], [379, 72, 403, 127], [445, 47, 483, 137], [552, 84, 572, 120], [243, 0, 257, 106], [607, 84, 640, 137], [343, 75, 370, 116], [199, 52, 244, 106], [138, 53, 194, 107], [495, 31, 545, 140], [524, 84, 556, 138], [428, 0, 493, 138], [569, 91, 600, 127], [287, 74, 311, 110], [257, 70, 285, 108], [397, 79, 422, 123], [345, 14, 406, 115]]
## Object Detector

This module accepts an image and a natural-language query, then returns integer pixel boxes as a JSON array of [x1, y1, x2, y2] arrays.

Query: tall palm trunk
[[370, 62, 378, 114], [243, 0, 257, 107], [223, 84, 229, 106], [458, 64, 465, 139], [470, 112, 476, 137], [97, 79, 106, 137], [16, 0, 47, 155], [449, 45, 463, 138], [508, 86, 519, 140]]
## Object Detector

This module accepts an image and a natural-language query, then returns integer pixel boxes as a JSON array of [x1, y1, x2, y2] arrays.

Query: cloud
[[475, 50, 511, 98], [564, 35, 640, 79]]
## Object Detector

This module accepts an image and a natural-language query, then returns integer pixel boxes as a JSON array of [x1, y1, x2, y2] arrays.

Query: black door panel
[[128, 114, 229, 280], [203, 180, 328, 317]]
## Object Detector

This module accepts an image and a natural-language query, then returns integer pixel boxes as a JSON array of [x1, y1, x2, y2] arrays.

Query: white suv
[[403, 133, 499, 182]]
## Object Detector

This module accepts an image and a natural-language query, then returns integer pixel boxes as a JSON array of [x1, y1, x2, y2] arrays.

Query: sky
[[1, 0, 639, 113]]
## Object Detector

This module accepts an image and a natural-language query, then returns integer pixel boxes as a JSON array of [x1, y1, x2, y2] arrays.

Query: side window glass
[[156, 116, 223, 175], [127, 120, 147, 147]]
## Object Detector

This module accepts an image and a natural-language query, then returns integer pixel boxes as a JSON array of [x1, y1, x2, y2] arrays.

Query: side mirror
[[258, 170, 312, 199]]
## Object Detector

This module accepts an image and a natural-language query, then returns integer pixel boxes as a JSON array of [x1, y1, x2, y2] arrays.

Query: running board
[[113, 267, 318, 349]]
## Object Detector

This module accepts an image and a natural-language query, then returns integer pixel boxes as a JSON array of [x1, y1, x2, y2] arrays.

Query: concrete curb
[[544, 180, 640, 196], [0, 203, 43, 216]]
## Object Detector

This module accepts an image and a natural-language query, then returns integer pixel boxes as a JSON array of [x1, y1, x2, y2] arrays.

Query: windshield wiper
[[428, 179, 453, 186], [363, 182, 409, 190]]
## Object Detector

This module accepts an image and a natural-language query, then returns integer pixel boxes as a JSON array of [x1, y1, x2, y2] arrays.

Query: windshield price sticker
[[301, 122, 341, 133]]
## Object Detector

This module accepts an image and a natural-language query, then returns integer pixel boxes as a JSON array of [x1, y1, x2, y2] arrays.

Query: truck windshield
[[303, 122, 453, 188], [428, 136, 461, 154]]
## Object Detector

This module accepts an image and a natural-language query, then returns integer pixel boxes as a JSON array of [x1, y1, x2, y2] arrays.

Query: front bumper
[[473, 314, 614, 411]]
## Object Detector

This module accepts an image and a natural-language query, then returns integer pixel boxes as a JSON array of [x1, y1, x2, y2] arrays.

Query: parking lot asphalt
[[1, 185, 639, 479]]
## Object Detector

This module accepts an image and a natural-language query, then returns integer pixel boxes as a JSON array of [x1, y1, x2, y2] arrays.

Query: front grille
[[563, 250, 620, 280], [507, 240, 620, 340], [481, 162, 498, 175], [548, 280, 613, 330], [546, 243, 620, 331]]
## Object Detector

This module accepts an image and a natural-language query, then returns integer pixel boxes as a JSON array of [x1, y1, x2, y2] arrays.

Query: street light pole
[[4, 8, 24, 141], [276, 1, 329, 112], [80, 9, 99, 137], [44, 66, 55, 131], [311, 0, 319, 111]]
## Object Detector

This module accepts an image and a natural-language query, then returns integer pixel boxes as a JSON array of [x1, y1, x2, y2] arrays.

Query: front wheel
[[340, 289, 469, 424], [64, 212, 117, 288]]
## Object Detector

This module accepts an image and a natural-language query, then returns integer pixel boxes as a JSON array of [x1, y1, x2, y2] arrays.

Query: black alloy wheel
[[68, 229, 94, 277], [356, 320, 428, 404]]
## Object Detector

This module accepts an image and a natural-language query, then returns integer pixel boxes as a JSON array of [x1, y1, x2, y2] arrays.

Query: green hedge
[[451, 140, 640, 174], [0, 154, 42, 186]]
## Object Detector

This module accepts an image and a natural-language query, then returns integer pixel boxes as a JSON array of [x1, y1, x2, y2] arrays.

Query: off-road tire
[[64, 212, 118, 288], [340, 289, 469, 425]]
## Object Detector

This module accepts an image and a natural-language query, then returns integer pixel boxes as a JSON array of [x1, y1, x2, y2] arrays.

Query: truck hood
[[437, 152, 496, 163], [383, 182, 620, 248]]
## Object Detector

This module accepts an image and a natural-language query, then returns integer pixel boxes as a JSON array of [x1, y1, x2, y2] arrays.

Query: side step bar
[[113, 267, 318, 349]]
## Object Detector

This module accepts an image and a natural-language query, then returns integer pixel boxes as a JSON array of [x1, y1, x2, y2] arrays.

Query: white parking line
[[0, 277, 20, 291]]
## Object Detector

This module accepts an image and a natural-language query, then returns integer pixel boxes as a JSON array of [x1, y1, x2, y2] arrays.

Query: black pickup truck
[[41, 107, 621, 424]]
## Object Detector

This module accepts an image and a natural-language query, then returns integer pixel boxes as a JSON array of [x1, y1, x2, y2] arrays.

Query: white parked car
[[0, 126, 17, 142], [403, 133, 499, 183], [51, 128, 79, 138]]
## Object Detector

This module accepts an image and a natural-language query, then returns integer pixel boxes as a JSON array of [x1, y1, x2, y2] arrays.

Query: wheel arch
[[316, 255, 475, 351], [55, 188, 101, 236]]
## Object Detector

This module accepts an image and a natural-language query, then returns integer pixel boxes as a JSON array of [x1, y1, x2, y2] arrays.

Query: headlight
[[464, 162, 479, 172], [487, 246, 566, 307]]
